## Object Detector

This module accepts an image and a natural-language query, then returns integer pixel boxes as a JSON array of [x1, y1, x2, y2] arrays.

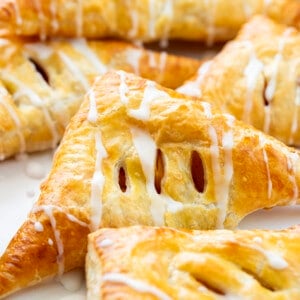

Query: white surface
[[1, 150, 300, 298]]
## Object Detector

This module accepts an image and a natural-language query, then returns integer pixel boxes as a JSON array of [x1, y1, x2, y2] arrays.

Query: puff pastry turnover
[[0, 37, 200, 160], [178, 16, 300, 146], [1, 71, 300, 298], [87, 225, 300, 300], [0, 0, 299, 45]]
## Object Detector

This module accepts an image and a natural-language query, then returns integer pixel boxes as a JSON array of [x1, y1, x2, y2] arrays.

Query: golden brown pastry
[[0, 0, 299, 45], [178, 16, 300, 146], [1, 70, 300, 298], [87, 225, 300, 300], [0, 37, 201, 160]]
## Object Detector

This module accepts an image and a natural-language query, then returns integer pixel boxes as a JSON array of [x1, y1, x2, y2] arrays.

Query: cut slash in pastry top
[[0, 0, 299, 44], [87, 225, 300, 299], [1, 71, 300, 298], [178, 16, 300, 146], [0, 37, 200, 160]]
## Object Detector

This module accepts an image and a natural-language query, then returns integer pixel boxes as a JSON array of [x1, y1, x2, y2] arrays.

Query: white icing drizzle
[[148, 52, 156, 68], [159, 0, 174, 48], [70, 39, 107, 74], [49, 0, 59, 33], [58, 51, 90, 91], [289, 70, 300, 145], [89, 131, 108, 231], [216, 115, 234, 228], [33, 205, 89, 228], [177, 61, 212, 98], [225, 238, 288, 270], [201, 103, 234, 229], [243, 51, 264, 123], [76, 0, 83, 37], [284, 151, 299, 205], [103, 273, 172, 300], [242, 1, 252, 18], [125, 48, 142, 75], [25, 42, 54, 60], [247, 243, 288, 270], [34, 205, 65, 276], [31, 204, 88, 276], [1, 74, 59, 148], [205, 0, 217, 46], [87, 88, 98, 123], [99, 238, 113, 248], [130, 126, 182, 226], [128, 81, 170, 120], [11, 0, 22, 33], [33, 0, 47, 40], [0, 88, 26, 153], [148, 0, 156, 39], [159, 51, 167, 74], [263, 250, 288, 270], [201, 101, 213, 118], [128, 8, 139, 38], [117, 70, 129, 104], [259, 136, 272, 199], [264, 28, 293, 133], [34, 221, 44, 232]]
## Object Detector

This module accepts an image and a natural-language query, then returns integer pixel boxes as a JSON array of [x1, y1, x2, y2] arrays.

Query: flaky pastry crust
[[0, 37, 200, 160], [0, 0, 299, 44], [87, 226, 300, 299], [1, 71, 300, 298], [178, 16, 300, 146]]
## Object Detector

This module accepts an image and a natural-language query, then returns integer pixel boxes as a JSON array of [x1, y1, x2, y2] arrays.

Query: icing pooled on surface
[[89, 132, 108, 231], [34, 221, 44, 232], [25, 160, 46, 180], [60, 269, 84, 292]]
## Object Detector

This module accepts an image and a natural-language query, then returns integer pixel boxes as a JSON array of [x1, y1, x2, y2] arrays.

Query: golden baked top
[[87, 225, 300, 299], [1, 71, 300, 298], [178, 16, 300, 146], [0, 37, 200, 160], [0, 0, 299, 44]]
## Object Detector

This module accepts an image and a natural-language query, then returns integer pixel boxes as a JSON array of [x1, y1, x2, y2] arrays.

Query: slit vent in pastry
[[1, 71, 300, 298]]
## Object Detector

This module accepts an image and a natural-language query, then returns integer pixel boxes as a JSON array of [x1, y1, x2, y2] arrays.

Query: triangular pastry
[[0, 37, 201, 160], [87, 225, 300, 299], [178, 16, 300, 146], [1, 70, 300, 298], [0, 0, 299, 45]]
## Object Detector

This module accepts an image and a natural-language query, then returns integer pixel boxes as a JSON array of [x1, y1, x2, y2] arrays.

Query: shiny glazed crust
[[0, 37, 201, 160], [0, 0, 299, 43], [178, 16, 300, 146], [87, 226, 300, 300], [1, 71, 300, 298]]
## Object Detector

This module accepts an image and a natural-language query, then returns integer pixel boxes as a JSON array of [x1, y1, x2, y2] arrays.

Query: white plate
[[1, 150, 300, 299]]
